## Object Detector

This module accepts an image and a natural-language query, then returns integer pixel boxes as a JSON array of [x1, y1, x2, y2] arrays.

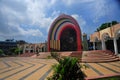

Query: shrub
[[0, 49, 3, 54], [47, 55, 53, 59], [50, 52, 61, 62], [0, 49, 6, 57], [9, 47, 22, 55], [47, 57, 85, 80]]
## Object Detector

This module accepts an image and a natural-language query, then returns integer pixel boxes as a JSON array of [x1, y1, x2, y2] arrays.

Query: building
[[0, 41, 17, 55], [18, 42, 47, 54], [82, 33, 88, 51], [90, 23, 120, 55], [48, 14, 82, 51]]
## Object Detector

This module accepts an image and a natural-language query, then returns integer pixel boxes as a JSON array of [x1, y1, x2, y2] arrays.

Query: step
[[80, 58, 119, 63]]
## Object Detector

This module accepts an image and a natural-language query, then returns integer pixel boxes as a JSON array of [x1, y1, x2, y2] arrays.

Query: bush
[[47, 57, 85, 80], [0, 49, 3, 54], [50, 52, 61, 61], [47, 55, 53, 59], [0, 49, 6, 57], [9, 47, 22, 55]]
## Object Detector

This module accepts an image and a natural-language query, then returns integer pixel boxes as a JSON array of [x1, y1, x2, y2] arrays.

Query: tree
[[97, 21, 119, 31], [16, 40, 27, 45], [9, 47, 22, 55], [0, 49, 6, 57], [5, 39, 14, 42], [0, 49, 3, 54], [14, 48, 20, 54], [112, 21, 118, 25]]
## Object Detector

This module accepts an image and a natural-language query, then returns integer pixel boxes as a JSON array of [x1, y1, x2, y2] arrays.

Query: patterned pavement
[[0, 57, 57, 80], [81, 62, 120, 79], [0, 57, 120, 80]]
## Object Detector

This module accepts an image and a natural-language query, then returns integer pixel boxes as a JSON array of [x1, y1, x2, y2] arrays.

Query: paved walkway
[[0, 57, 57, 80], [0, 57, 120, 80], [81, 62, 120, 79]]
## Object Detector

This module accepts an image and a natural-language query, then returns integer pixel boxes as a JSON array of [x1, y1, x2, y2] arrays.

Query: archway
[[116, 30, 120, 53], [102, 33, 114, 52], [60, 28, 77, 51], [117, 37, 120, 53], [106, 40, 114, 52], [94, 37, 101, 50], [48, 14, 82, 52]]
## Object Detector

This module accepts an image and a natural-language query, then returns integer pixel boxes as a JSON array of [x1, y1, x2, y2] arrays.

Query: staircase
[[59, 50, 119, 63], [79, 50, 119, 63], [18, 50, 120, 63], [31, 52, 51, 59], [19, 53, 36, 57]]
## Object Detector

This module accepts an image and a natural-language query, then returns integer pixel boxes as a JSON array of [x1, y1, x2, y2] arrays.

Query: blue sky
[[0, 0, 120, 43]]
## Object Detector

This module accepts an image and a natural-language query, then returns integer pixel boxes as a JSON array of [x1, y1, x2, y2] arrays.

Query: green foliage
[[80, 64, 89, 69], [10, 48, 16, 53], [47, 57, 85, 80], [0, 49, 6, 57], [47, 55, 53, 59], [0, 49, 3, 54], [50, 52, 61, 61], [112, 21, 118, 25], [51, 52, 59, 58], [97, 21, 119, 31], [9, 47, 22, 55], [14, 48, 21, 54]]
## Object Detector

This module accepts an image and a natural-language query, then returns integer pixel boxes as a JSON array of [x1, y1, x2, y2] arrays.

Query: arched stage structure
[[48, 14, 82, 51]]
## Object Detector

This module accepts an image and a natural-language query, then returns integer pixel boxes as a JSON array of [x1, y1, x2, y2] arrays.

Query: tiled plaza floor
[[0, 57, 57, 80], [0, 57, 120, 80], [80, 62, 120, 79]]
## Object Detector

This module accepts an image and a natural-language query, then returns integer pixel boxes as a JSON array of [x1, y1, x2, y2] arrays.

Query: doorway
[[60, 28, 77, 51]]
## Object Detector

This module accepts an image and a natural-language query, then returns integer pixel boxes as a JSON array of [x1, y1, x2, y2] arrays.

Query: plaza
[[0, 50, 120, 80], [0, 14, 120, 80], [1, 0, 120, 76]]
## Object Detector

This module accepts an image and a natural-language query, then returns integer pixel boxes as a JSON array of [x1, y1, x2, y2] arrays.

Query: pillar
[[113, 37, 118, 55], [93, 42, 96, 50], [83, 33, 88, 51], [23, 45, 26, 53], [102, 40, 106, 50], [34, 45, 36, 53], [28, 46, 30, 53]]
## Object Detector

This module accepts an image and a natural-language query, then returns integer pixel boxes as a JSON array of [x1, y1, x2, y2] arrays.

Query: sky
[[0, 0, 120, 43]]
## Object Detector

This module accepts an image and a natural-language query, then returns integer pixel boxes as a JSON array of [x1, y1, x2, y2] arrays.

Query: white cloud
[[61, 0, 112, 23], [62, 0, 94, 6], [92, 0, 107, 22], [26, 29, 43, 37], [71, 14, 86, 32], [88, 0, 114, 23], [24, 0, 56, 27], [52, 10, 61, 17], [0, 0, 57, 42], [1, 0, 116, 42]]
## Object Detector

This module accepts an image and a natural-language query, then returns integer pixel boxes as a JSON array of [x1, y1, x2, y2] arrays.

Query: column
[[113, 37, 118, 55], [34, 45, 36, 53], [101, 40, 106, 50], [93, 42, 96, 50], [28, 46, 30, 53], [18, 45, 20, 55], [23, 45, 26, 53]]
